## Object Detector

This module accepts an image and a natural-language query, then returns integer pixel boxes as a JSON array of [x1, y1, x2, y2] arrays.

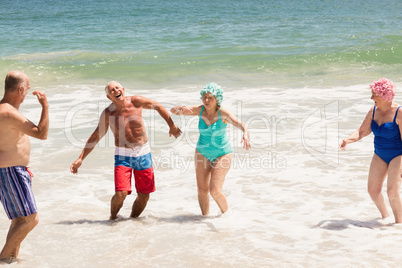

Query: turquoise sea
[[1, 0, 401, 89], [1, 1, 402, 267]]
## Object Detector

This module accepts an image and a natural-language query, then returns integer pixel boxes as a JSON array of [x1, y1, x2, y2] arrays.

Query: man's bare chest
[[109, 109, 143, 128]]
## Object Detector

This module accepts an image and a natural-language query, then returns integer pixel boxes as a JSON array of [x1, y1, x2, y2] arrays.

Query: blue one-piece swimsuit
[[197, 106, 233, 162], [371, 106, 402, 164]]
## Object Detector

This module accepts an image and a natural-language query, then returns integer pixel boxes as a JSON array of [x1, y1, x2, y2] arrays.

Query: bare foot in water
[[0, 257, 17, 264]]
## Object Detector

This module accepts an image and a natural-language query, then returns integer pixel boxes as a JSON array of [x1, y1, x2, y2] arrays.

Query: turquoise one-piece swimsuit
[[196, 106, 233, 162]]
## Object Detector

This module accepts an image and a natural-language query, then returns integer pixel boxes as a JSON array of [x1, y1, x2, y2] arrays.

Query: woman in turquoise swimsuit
[[340, 78, 402, 223], [171, 82, 250, 216]]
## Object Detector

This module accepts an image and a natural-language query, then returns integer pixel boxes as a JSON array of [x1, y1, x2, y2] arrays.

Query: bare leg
[[130, 193, 150, 218], [367, 154, 390, 219], [0, 213, 39, 260], [210, 153, 232, 214], [110, 191, 128, 220], [195, 150, 213, 216], [6, 224, 19, 260], [387, 156, 402, 223]]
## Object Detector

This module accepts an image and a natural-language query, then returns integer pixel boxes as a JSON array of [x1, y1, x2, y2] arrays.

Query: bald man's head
[[5, 71, 28, 93]]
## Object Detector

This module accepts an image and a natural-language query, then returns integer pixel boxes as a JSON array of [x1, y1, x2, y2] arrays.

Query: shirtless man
[[0, 71, 49, 263], [70, 81, 181, 220]]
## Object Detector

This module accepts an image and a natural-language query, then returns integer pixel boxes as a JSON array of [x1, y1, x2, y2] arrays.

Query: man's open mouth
[[116, 93, 122, 98]]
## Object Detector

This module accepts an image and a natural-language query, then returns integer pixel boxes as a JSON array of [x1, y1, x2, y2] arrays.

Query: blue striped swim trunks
[[0, 166, 37, 220]]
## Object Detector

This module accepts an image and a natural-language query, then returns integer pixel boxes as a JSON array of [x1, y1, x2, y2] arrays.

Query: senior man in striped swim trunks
[[0, 71, 49, 263], [70, 81, 182, 220]]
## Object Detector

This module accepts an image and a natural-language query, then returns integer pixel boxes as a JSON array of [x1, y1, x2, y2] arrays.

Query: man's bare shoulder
[[0, 103, 26, 134], [102, 104, 115, 117], [0, 102, 14, 111], [130, 95, 151, 107], [104, 103, 114, 111], [0, 103, 20, 120]]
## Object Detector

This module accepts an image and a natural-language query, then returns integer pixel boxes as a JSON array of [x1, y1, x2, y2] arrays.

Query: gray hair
[[104, 81, 121, 93]]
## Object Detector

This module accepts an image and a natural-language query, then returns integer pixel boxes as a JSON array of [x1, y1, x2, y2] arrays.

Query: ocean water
[[1, 0, 401, 88], [1, 0, 402, 267]]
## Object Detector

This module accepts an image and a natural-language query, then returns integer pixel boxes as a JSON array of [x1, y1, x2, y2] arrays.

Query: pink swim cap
[[370, 78, 396, 102]]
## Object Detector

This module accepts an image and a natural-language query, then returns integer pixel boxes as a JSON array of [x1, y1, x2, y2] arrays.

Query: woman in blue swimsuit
[[171, 83, 250, 216], [340, 78, 402, 223]]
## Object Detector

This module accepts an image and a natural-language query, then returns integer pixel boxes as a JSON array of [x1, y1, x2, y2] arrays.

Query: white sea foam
[[1, 83, 402, 267]]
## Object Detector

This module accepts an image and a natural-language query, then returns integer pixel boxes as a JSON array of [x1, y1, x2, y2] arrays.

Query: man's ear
[[18, 85, 25, 95], [106, 94, 111, 100]]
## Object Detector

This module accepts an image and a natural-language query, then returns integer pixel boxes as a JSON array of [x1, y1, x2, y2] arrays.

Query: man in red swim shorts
[[70, 81, 181, 220]]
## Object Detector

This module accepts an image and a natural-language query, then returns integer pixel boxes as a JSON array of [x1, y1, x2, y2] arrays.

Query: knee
[[114, 191, 128, 201], [367, 186, 381, 198], [137, 193, 150, 203], [209, 186, 222, 199], [197, 183, 209, 195], [33, 215, 39, 228], [28, 213, 39, 229], [387, 186, 400, 200], [197, 187, 209, 196]]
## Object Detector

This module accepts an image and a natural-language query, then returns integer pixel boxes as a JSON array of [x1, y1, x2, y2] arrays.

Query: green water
[[0, 0, 401, 87]]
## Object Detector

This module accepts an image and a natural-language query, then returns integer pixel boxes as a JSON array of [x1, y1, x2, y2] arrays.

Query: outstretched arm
[[170, 105, 202, 116], [340, 107, 373, 150], [70, 109, 109, 174], [136, 96, 182, 138], [221, 108, 250, 150]]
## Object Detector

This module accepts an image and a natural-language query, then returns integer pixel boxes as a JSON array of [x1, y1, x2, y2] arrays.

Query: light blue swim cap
[[200, 82, 223, 105]]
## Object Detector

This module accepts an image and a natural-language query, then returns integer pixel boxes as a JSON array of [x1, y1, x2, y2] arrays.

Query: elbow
[[39, 132, 48, 140], [33, 127, 48, 140], [170, 107, 178, 115], [86, 132, 100, 147], [156, 105, 164, 113], [151, 104, 163, 113], [358, 131, 370, 140]]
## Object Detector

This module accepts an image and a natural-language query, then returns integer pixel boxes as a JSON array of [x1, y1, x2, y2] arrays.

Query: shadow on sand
[[314, 218, 393, 230], [149, 214, 220, 232], [56, 213, 220, 231], [56, 217, 131, 226]]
